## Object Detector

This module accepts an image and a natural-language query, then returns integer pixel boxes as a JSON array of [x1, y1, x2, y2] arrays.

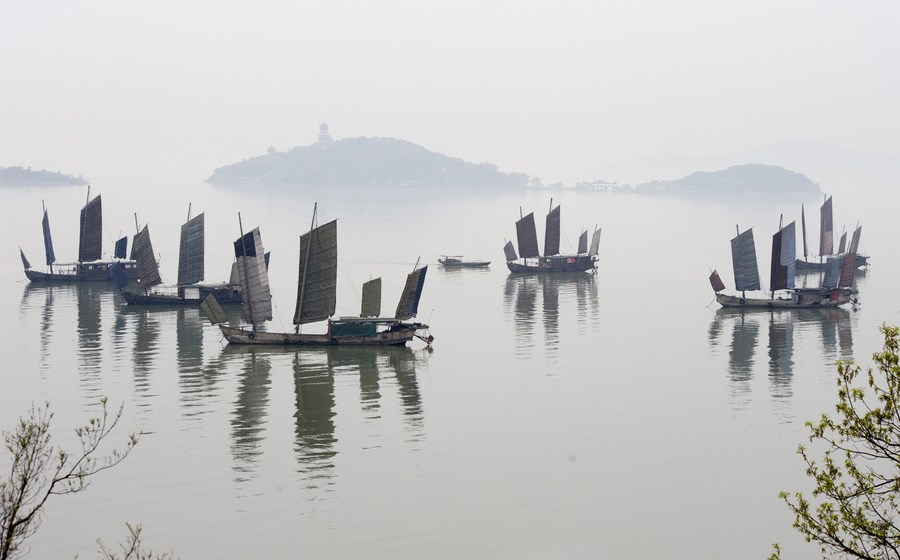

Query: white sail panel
[[731, 228, 760, 292], [178, 213, 205, 285], [234, 228, 273, 325], [201, 294, 228, 326], [294, 219, 338, 325], [360, 277, 381, 318], [395, 265, 428, 321]]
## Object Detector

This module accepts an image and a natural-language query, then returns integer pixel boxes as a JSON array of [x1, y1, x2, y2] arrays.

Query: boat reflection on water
[[219, 344, 424, 490], [503, 273, 599, 358], [709, 307, 854, 407]]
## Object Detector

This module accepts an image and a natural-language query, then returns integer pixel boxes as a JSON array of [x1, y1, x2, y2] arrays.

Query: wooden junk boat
[[503, 201, 601, 273], [795, 196, 868, 271], [709, 218, 859, 309], [21, 191, 138, 282], [202, 204, 433, 347]]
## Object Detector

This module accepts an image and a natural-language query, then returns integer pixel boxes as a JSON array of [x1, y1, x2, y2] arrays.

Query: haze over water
[[2, 178, 899, 559]]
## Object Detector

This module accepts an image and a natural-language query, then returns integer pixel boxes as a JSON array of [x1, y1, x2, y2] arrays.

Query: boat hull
[[440, 261, 490, 268], [716, 288, 856, 309], [218, 322, 429, 347], [123, 284, 242, 306], [25, 261, 139, 282], [507, 255, 596, 273], [795, 255, 869, 271]]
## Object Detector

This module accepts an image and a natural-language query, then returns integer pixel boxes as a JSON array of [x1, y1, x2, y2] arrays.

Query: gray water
[[2, 182, 897, 559]]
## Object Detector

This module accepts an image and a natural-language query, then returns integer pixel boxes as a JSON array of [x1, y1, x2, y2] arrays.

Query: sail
[[114, 236, 127, 259], [819, 196, 833, 256], [230, 251, 270, 285], [839, 252, 856, 288], [822, 257, 842, 289], [770, 222, 796, 291], [800, 204, 808, 259], [19, 248, 31, 270], [503, 240, 518, 262], [544, 205, 560, 256], [837, 231, 847, 254], [360, 277, 382, 318], [109, 261, 128, 289], [730, 228, 760, 292], [132, 225, 162, 287], [577, 231, 588, 254], [849, 225, 862, 254], [234, 228, 273, 325], [709, 269, 726, 293], [294, 219, 338, 325], [41, 209, 55, 266], [200, 294, 228, 326], [178, 213, 205, 285], [395, 265, 428, 321], [78, 194, 102, 262], [515, 212, 540, 259], [589, 227, 602, 257]]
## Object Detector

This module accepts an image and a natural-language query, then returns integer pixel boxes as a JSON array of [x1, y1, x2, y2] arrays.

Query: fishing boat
[[709, 218, 859, 309], [202, 204, 433, 347], [438, 255, 490, 268], [118, 208, 242, 306], [504, 201, 600, 273], [796, 196, 869, 271], [21, 192, 138, 282]]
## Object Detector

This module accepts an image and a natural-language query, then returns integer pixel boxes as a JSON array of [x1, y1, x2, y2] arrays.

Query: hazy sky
[[2, 0, 898, 186]]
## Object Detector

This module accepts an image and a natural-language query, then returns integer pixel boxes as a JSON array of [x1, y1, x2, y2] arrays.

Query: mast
[[295, 203, 318, 334]]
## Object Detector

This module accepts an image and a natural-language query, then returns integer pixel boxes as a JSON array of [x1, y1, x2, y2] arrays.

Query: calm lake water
[[2, 181, 898, 559]]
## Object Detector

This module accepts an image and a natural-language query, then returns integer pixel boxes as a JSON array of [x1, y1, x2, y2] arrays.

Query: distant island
[[0, 166, 87, 187], [207, 124, 529, 188], [634, 164, 820, 195]]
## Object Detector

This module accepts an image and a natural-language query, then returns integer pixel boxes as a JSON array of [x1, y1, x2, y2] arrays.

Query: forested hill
[[636, 164, 820, 195], [0, 166, 87, 187], [207, 137, 529, 188]]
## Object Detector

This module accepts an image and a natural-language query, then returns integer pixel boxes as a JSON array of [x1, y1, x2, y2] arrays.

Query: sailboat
[[202, 204, 433, 347], [21, 190, 139, 282], [118, 207, 243, 305], [796, 196, 869, 271], [504, 201, 600, 273], [709, 218, 858, 309]]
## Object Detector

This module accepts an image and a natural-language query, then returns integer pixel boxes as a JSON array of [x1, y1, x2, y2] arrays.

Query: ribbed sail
[[201, 294, 228, 326], [360, 277, 382, 318], [19, 248, 31, 270], [819, 196, 833, 256], [731, 228, 760, 291], [839, 252, 856, 288], [178, 213, 205, 285], [577, 231, 588, 254], [823, 257, 842, 289], [114, 236, 127, 259], [78, 194, 102, 262], [849, 225, 862, 254], [109, 261, 128, 289], [800, 204, 808, 259], [294, 219, 338, 325], [589, 227, 602, 257], [503, 240, 518, 262], [837, 232, 847, 254], [41, 209, 55, 266], [544, 205, 561, 256], [709, 269, 726, 293], [770, 222, 796, 291], [132, 225, 162, 287], [234, 228, 273, 325], [395, 265, 428, 321], [516, 213, 540, 259]]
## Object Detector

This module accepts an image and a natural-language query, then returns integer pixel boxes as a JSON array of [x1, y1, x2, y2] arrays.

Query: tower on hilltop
[[318, 123, 334, 145]]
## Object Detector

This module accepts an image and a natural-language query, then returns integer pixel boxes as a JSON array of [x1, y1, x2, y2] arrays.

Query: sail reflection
[[503, 274, 600, 357], [292, 349, 337, 490], [228, 347, 272, 481], [709, 307, 854, 405]]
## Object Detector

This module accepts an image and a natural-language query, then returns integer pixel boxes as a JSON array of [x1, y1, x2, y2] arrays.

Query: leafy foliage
[[774, 324, 900, 559]]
